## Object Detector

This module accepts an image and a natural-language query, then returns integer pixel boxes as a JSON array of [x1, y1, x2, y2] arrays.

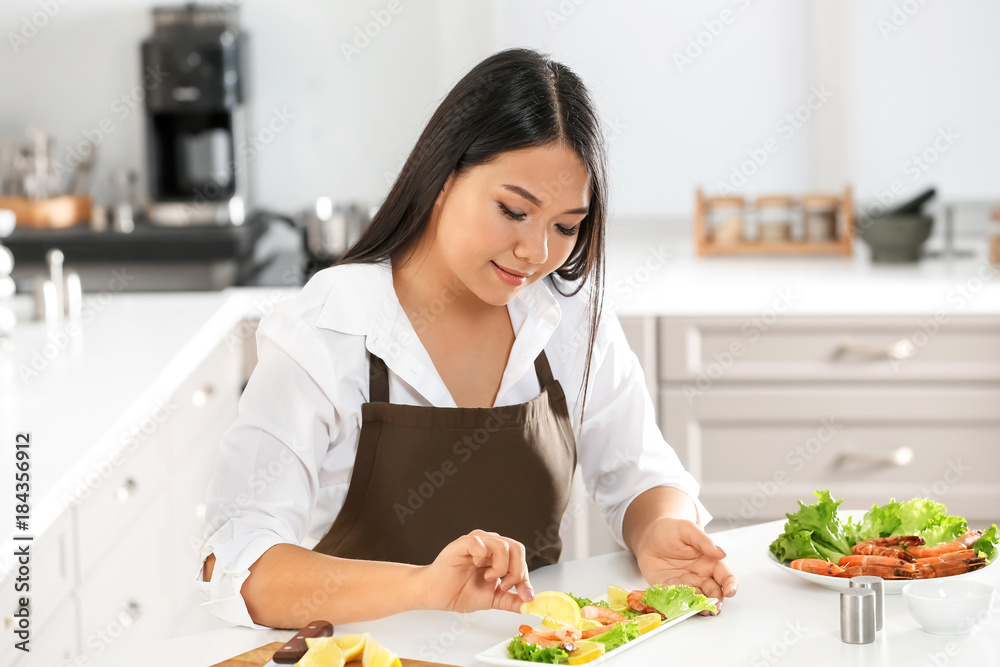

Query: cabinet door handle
[[192, 384, 215, 407], [125, 599, 142, 622], [838, 446, 915, 467], [834, 340, 916, 362], [115, 477, 138, 503]]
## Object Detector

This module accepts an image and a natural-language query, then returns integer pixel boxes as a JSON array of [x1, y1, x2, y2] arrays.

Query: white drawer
[[74, 424, 164, 580], [77, 495, 173, 654], [16, 596, 79, 667], [660, 315, 1000, 382], [169, 335, 242, 463], [661, 386, 1000, 527]]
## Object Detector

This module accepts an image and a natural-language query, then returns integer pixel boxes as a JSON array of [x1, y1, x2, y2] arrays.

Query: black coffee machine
[[141, 3, 250, 226]]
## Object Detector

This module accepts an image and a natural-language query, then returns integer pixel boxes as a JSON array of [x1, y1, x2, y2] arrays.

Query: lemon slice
[[577, 618, 604, 631], [306, 634, 369, 662], [520, 591, 582, 629], [567, 641, 606, 665], [607, 585, 629, 609], [362, 637, 402, 667], [634, 612, 662, 635], [296, 638, 344, 667]]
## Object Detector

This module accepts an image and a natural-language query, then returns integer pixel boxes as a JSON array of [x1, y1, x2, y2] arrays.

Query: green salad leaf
[[974, 524, 998, 561], [506, 637, 568, 664], [642, 583, 717, 619], [589, 621, 640, 651], [768, 490, 855, 563]]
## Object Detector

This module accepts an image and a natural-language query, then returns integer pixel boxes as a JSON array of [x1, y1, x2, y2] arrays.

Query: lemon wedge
[[306, 634, 369, 662], [567, 641, 606, 664], [520, 591, 582, 629], [607, 585, 630, 609], [295, 638, 344, 667], [362, 637, 402, 667], [634, 612, 662, 635]]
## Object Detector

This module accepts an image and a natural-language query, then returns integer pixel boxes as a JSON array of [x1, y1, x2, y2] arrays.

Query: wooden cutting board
[[210, 640, 458, 667]]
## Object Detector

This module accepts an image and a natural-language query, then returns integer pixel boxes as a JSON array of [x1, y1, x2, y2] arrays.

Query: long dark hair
[[337, 47, 608, 429]]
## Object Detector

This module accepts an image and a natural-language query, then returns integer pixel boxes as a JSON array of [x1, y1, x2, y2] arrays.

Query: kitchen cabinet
[[658, 315, 1000, 529]]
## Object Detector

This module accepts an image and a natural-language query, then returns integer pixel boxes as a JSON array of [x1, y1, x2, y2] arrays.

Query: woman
[[197, 48, 736, 630]]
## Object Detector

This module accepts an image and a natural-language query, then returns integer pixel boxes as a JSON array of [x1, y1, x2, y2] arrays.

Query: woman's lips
[[491, 261, 528, 286]]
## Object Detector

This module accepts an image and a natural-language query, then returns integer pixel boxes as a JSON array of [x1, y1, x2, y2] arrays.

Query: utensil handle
[[271, 620, 334, 664]]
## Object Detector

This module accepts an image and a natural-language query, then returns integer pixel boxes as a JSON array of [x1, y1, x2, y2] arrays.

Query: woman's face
[[429, 143, 591, 307]]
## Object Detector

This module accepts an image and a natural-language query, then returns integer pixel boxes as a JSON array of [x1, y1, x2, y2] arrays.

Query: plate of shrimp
[[768, 530, 993, 594]]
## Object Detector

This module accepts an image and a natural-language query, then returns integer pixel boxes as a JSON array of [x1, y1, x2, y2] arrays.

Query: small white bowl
[[903, 579, 996, 635]]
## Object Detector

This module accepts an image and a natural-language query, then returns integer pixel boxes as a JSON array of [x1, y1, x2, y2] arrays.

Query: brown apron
[[313, 348, 577, 569]]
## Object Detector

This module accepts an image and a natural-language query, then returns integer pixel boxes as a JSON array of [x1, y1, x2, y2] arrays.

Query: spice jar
[[802, 194, 840, 242], [707, 195, 745, 245], [756, 195, 792, 242]]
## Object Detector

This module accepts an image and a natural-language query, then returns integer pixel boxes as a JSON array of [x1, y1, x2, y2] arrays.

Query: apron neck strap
[[368, 352, 390, 402], [368, 348, 555, 403]]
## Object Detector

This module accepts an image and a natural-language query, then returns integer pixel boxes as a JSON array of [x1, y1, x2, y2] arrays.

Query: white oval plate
[[766, 551, 994, 594], [474, 597, 716, 666]]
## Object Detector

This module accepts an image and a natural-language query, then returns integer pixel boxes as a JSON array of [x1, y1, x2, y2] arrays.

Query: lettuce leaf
[[589, 621, 640, 651], [506, 637, 568, 664], [855, 497, 968, 547], [768, 490, 854, 563], [642, 583, 717, 620], [974, 524, 998, 562]]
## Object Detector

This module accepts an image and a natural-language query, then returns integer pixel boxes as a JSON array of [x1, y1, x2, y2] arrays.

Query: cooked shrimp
[[518, 624, 582, 645], [627, 589, 658, 614], [850, 543, 916, 561], [838, 564, 915, 580], [838, 555, 916, 570], [851, 535, 925, 552], [914, 549, 977, 564], [581, 605, 627, 624], [907, 530, 985, 559], [581, 621, 625, 639], [789, 558, 844, 577]]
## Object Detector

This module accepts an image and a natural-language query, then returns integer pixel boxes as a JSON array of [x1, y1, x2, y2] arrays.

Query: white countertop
[[85, 515, 1000, 667], [603, 224, 1000, 317]]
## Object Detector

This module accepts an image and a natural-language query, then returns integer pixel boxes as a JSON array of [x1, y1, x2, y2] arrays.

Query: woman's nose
[[514, 225, 548, 265]]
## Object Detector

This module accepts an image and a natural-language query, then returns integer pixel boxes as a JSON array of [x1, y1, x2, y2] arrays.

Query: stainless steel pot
[[297, 198, 371, 262]]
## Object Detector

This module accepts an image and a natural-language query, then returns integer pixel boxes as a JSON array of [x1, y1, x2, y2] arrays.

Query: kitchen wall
[[2, 0, 998, 220]]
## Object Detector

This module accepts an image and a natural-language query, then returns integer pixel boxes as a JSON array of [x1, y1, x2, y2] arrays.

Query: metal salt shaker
[[840, 588, 876, 644], [849, 575, 884, 630]]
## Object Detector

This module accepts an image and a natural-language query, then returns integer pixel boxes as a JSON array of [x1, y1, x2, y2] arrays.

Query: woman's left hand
[[632, 517, 738, 615]]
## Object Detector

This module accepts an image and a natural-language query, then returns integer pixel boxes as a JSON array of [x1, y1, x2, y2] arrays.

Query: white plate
[[474, 597, 716, 666], [766, 551, 995, 594]]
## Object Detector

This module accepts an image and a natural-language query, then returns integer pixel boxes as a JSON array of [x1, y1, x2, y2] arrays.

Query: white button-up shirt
[[195, 258, 711, 629]]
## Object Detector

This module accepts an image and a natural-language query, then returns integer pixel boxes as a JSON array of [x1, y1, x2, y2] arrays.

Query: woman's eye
[[498, 202, 527, 221], [556, 224, 580, 237]]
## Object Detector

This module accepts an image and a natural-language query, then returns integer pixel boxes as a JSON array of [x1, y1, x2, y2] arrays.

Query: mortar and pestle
[[856, 188, 935, 262]]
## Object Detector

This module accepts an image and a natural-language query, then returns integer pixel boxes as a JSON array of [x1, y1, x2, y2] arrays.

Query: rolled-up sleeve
[[194, 305, 340, 629], [576, 311, 712, 550]]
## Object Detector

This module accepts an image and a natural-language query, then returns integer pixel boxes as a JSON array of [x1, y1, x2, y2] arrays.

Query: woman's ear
[[435, 173, 455, 208]]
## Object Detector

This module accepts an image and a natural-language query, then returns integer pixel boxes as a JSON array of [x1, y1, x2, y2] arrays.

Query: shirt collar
[[314, 258, 562, 406]]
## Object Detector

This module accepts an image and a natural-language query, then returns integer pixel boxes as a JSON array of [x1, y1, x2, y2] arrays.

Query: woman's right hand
[[416, 529, 534, 614]]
